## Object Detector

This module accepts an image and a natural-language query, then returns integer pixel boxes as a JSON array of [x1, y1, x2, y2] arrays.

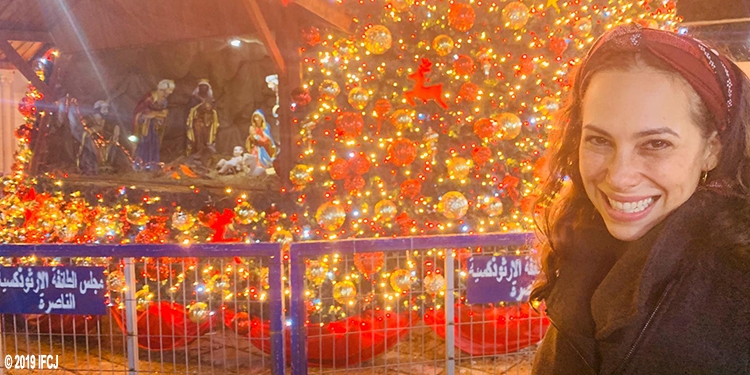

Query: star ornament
[[546, 0, 560, 12]]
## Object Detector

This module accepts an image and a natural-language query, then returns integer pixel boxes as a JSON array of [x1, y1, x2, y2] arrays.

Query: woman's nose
[[605, 150, 641, 190]]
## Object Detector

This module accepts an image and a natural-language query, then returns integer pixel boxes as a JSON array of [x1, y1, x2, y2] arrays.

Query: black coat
[[532, 190, 750, 374]]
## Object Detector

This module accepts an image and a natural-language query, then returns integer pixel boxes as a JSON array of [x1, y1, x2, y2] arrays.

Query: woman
[[531, 24, 750, 374], [245, 110, 278, 170]]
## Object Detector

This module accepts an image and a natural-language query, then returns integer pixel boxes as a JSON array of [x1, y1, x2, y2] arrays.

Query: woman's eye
[[585, 135, 610, 146], [643, 140, 672, 150]]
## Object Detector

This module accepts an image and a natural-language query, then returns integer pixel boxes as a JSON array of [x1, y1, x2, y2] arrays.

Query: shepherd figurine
[[404, 58, 449, 109]]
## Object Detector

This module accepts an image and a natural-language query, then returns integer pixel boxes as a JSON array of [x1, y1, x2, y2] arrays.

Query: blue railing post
[[267, 247, 286, 375], [289, 245, 308, 375]]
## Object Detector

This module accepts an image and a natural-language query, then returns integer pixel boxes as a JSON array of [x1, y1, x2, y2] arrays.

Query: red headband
[[577, 24, 741, 133]]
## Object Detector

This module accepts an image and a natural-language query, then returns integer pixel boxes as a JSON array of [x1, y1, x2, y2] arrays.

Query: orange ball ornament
[[458, 82, 479, 103], [374, 99, 392, 118], [328, 158, 349, 180], [316, 202, 347, 231], [492, 112, 523, 140], [387, 138, 417, 166], [432, 34, 454, 57], [400, 178, 422, 199], [502, 2, 530, 30], [354, 252, 385, 275], [448, 3, 476, 32], [473, 118, 498, 139], [347, 153, 371, 175], [453, 55, 476, 76], [336, 112, 364, 139]]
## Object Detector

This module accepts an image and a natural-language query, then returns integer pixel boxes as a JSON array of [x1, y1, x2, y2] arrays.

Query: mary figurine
[[245, 110, 278, 171]]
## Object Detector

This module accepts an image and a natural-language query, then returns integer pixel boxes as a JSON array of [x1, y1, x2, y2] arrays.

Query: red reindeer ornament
[[404, 58, 448, 109]]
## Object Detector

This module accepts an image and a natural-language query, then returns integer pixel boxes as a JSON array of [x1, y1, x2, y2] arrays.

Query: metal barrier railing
[[289, 233, 548, 375], [0, 243, 285, 375]]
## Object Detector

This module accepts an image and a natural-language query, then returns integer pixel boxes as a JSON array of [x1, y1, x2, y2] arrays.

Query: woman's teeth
[[607, 197, 654, 214]]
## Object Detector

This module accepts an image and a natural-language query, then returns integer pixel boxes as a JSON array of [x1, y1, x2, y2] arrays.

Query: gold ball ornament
[[374, 199, 398, 222], [390, 269, 413, 293], [171, 210, 196, 231], [271, 229, 294, 252], [432, 34, 454, 57], [502, 2, 530, 30], [492, 112, 523, 140], [188, 302, 210, 323], [438, 191, 469, 220], [319, 80, 341, 100], [347, 87, 371, 110], [290, 164, 313, 187], [107, 270, 126, 290], [423, 273, 446, 294], [125, 205, 149, 226], [333, 280, 357, 305], [135, 287, 153, 312], [447, 157, 474, 180], [389, 0, 414, 13], [573, 18, 593, 38], [363, 25, 393, 55], [482, 196, 504, 217], [332, 38, 359, 59], [390, 108, 415, 131], [538, 97, 560, 116], [315, 202, 347, 231], [306, 261, 329, 286], [234, 201, 259, 225], [210, 274, 231, 291], [57, 225, 78, 242]]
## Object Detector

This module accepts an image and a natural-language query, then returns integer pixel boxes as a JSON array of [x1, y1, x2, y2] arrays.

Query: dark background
[[678, 0, 750, 61]]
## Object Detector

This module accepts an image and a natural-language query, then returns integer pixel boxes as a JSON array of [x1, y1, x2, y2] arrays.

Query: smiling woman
[[530, 24, 750, 374]]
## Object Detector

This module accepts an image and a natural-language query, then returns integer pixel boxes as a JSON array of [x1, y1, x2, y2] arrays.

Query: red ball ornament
[[354, 252, 385, 275], [374, 99, 392, 118], [18, 96, 36, 118], [336, 112, 364, 139], [400, 178, 422, 199], [458, 82, 479, 103], [328, 158, 350, 180], [387, 138, 417, 167], [548, 37, 568, 56], [473, 118, 497, 139], [345, 175, 366, 193], [448, 3, 476, 32], [472, 146, 492, 166], [291, 87, 312, 107], [518, 56, 534, 75], [453, 55, 476, 76], [348, 153, 371, 175], [302, 26, 322, 46]]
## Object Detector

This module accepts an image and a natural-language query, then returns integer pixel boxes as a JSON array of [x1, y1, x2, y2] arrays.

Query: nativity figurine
[[132, 79, 174, 170], [216, 146, 265, 176], [245, 110, 278, 174]]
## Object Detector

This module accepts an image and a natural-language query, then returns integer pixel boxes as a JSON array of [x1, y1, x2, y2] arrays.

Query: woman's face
[[579, 68, 720, 241]]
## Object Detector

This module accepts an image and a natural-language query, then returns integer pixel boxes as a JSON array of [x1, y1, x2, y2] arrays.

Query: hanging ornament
[[333, 280, 358, 305], [573, 18, 593, 38], [188, 302, 210, 323], [492, 113, 523, 140], [481, 196, 504, 217], [548, 37, 568, 56], [390, 108, 416, 131], [316, 202, 347, 231], [336, 111, 364, 139], [291, 87, 312, 107], [107, 270, 126, 291], [390, 269, 413, 293], [453, 55, 476, 76], [423, 274, 446, 294], [472, 146, 492, 166], [389, 0, 414, 12], [438, 191, 469, 220], [432, 34, 454, 57], [301, 26, 322, 46], [374, 199, 398, 221], [134, 287, 153, 312], [354, 252, 385, 275], [347, 154, 371, 175], [538, 97, 560, 116], [400, 178, 422, 199], [290, 164, 314, 187], [374, 99, 392, 133], [448, 3, 476, 32], [387, 138, 417, 166], [125, 205, 148, 226], [405, 58, 448, 109], [458, 82, 479, 103], [318, 80, 341, 100], [234, 201, 259, 225], [502, 2, 531, 30], [306, 260, 329, 285], [473, 118, 498, 140], [347, 87, 371, 110], [328, 158, 350, 180], [476, 47, 495, 76], [171, 210, 195, 231], [363, 25, 393, 55], [447, 157, 474, 180]]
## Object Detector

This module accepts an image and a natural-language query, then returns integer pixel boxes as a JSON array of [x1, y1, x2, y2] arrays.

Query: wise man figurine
[[186, 100, 219, 156], [188, 79, 214, 111], [78, 100, 121, 174], [132, 79, 174, 170]]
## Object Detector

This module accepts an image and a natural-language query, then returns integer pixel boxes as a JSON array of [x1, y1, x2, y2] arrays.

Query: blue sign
[[0, 266, 107, 315], [465, 255, 540, 304]]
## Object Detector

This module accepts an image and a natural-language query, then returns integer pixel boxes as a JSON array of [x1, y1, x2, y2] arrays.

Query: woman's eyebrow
[[583, 124, 680, 138]]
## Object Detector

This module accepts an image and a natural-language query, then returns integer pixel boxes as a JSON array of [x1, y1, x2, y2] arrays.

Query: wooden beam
[[0, 29, 54, 43], [242, 0, 286, 74], [0, 39, 51, 97], [293, 0, 353, 34]]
